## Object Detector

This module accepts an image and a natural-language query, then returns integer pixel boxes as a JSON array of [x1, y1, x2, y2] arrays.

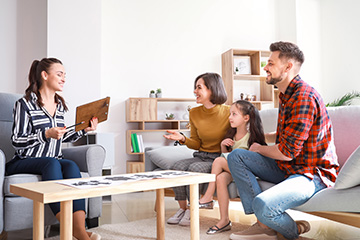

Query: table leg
[[60, 200, 73, 240], [156, 188, 165, 240], [33, 200, 44, 240], [189, 183, 199, 240]]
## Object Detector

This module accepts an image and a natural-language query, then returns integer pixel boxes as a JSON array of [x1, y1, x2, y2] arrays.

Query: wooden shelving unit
[[126, 97, 196, 173], [222, 49, 276, 110]]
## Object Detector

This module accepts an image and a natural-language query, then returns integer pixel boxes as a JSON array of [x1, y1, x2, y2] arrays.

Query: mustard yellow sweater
[[183, 104, 230, 153]]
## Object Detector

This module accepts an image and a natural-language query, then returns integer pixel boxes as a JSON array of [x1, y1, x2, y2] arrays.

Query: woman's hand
[[45, 127, 67, 140], [84, 117, 98, 133], [163, 130, 185, 142]]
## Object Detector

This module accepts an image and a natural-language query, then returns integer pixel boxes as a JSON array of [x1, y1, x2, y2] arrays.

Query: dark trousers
[[6, 157, 86, 215], [171, 151, 220, 201]]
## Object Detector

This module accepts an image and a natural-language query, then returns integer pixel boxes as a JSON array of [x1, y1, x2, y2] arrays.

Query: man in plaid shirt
[[227, 42, 339, 240]]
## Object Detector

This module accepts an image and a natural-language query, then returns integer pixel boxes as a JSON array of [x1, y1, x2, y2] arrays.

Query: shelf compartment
[[126, 130, 189, 154]]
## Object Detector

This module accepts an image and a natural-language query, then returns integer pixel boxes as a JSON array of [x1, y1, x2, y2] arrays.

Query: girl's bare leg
[[200, 157, 229, 203], [213, 171, 233, 228]]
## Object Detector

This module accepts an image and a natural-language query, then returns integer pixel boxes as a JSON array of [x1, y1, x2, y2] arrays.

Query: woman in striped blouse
[[6, 58, 100, 240]]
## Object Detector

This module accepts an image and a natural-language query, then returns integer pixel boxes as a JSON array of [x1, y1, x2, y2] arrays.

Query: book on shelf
[[137, 134, 144, 153], [131, 133, 140, 153]]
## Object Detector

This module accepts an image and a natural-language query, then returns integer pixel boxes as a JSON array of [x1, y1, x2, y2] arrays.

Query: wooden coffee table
[[10, 171, 215, 240]]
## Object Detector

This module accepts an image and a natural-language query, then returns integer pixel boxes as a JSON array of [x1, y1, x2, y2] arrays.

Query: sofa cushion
[[334, 145, 360, 190], [4, 174, 41, 197], [294, 185, 360, 212], [146, 146, 194, 170]]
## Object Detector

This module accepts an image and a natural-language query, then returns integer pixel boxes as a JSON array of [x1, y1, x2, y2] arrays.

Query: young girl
[[199, 100, 267, 234]]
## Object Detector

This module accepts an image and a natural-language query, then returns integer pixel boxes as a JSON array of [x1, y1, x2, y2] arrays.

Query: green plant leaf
[[326, 91, 360, 107]]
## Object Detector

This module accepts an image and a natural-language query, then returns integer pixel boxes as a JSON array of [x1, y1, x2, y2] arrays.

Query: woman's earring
[[246, 123, 250, 132]]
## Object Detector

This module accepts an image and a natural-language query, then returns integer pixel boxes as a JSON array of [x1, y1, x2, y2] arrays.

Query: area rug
[[45, 216, 248, 240]]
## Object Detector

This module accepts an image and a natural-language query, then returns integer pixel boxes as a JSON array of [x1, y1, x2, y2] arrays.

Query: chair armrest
[[62, 145, 105, 177], [0, 149, 5, 181], [0, 149, 5, 232]]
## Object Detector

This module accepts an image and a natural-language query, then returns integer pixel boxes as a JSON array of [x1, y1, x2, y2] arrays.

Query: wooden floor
[[5, 191, 360, 239]]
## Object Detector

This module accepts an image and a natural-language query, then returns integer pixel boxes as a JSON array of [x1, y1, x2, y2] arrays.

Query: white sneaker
[[179, 209, 191, 226], [167, 208, 186, 224], [90, 232, 101, 240]]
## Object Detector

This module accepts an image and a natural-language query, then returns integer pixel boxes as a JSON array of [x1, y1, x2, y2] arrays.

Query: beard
[[266, 72, 284, 85]]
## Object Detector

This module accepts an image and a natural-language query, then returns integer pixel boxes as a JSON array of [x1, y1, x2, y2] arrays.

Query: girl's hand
[[221, 138, 234, 147], [45, 127, 67, 140], [85, 117, 98, 133], [163, 130, 185, 142]]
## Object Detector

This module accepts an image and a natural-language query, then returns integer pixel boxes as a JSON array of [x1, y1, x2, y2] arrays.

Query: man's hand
[[249, 142, 262, 153], [249, 142, 292, 161]]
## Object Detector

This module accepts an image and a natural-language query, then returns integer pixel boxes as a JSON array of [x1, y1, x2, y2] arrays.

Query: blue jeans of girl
[[227, 149, 326, 239], [6, 157, 86, 215]]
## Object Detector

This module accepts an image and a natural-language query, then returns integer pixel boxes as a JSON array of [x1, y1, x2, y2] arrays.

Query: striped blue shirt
[[11, 92, 85, 159]]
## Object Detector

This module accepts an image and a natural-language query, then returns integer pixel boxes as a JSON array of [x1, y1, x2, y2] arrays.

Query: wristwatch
[[174, 132, 186, 146]]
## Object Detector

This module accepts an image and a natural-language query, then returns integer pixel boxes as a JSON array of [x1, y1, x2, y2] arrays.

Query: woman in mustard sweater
[[164, 72, 230, 226]]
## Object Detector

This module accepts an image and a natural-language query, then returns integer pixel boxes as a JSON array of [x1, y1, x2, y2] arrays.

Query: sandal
[[206, 221, 232, 234]]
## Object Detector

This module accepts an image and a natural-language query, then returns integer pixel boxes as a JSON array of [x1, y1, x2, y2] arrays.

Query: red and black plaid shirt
[[276, 75, 339, 186]]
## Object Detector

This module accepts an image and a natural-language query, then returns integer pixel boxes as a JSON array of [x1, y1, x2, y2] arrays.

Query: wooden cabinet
[[126, 98, 196, 173], [221, 49, 276, 110]]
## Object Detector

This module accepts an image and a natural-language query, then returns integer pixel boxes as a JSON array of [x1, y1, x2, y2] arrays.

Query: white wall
[[295, 0, 322, 92], [0, 0, 47, 94], [0, 0, 17, 93], [101, 0, 279, 173], [47, 0, 102, 126], [319, 0, 360, 104]]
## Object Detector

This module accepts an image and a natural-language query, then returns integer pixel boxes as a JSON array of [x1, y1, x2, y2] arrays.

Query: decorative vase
[[156, 93, 162, 98], [149, 93, 155, 98]]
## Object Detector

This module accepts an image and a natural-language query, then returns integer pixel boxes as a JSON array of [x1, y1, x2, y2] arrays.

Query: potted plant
[[165, 113, 174, 120], [234, 67, 239, 74], [326, 91, 360, 107], [156, 88, 162, 98], [149, 90, 155, 98]]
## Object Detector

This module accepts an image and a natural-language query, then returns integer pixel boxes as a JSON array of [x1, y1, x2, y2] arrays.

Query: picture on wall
[[234, 56, 251, 75]]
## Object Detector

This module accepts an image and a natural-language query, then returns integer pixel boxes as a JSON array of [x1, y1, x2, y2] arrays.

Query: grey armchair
[[0, 92, 105, 235]]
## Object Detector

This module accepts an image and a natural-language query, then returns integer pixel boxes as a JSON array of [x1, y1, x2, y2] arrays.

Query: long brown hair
[[25, 58, 68, 111], [224, 100, 266, 147], [194, 73, 227, 104]]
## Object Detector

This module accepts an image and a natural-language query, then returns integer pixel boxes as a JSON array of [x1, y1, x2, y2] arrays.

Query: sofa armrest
[[62, 145, 105, 177], [144, 147, 157, 171]]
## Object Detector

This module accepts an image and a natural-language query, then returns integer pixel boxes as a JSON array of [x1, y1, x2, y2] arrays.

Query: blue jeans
[[227, 149, 326, 239], [6, 157, 86, 215]]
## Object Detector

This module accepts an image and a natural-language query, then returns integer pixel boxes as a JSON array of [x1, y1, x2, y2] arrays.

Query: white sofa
[[145, 106, 360, 228]]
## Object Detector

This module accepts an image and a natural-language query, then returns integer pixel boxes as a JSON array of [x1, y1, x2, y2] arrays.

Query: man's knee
[[252, 195, 268, 218], [227, 149, 247, 166]]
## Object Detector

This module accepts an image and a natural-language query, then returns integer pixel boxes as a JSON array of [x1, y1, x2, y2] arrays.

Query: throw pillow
[[334, 145, 360, 189], [147, 146, 194, 170]]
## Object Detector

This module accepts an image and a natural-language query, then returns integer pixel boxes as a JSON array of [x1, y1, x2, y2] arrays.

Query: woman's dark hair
[[224, 100, 267, 147], [25, 58, 68, 111], [270, 41, 304, 66], [194, 73, 227, 104]]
